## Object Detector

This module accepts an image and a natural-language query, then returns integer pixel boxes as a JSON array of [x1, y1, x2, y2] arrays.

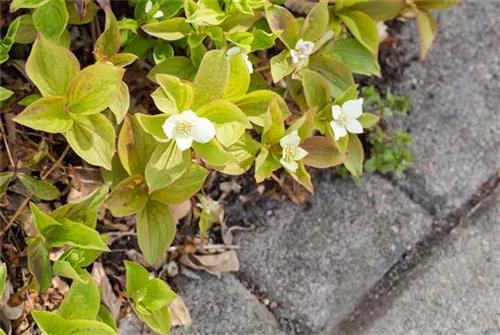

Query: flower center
[[283, 144, 296, 162], [176, 120, 195, 136], [336, 112, 350, 126]]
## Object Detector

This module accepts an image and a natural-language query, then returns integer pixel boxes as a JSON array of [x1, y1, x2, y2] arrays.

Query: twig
[[254, 64, 270, 72], [0, 120, 15, 168], [0, 144, 71, 237], [167, 243, 240, 252]]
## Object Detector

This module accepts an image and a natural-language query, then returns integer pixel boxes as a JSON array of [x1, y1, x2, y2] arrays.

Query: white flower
[[279, 130, 308, 172], [145, 0, 153, 13], [153, 10, 164, 18], [290, 39, 315, 65], [329, 98, 364, 141], [226, 47, 253, 74], [162, 110, 216, 151]]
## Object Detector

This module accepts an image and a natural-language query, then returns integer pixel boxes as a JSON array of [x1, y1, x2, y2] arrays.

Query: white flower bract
[[226, 47, 253, 73], [290, 39, 315, 65], [329, 98, 364, 141], [162, 110, 216, 151], [279, 130, 308, 172]]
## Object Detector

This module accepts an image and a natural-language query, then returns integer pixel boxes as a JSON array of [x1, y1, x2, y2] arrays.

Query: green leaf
[[109, 53, 138, 67], [50, 184, 109, 229], [14, 96, 73, 133], [67, 0, 100, 25], [118, 115, 157, 176], [345, 0, 405, 20], [137, 306, 171, 335], [0, 86, 14, 101], [153, 42, 174, 65], [215, 122, 246, 148], [137, 199, 176, 264], [255, 147, 280, 183], [148, 56, 196, 82], [105, 175, 149, 217], [27, 237, 52, 292], [357, 112, 379, 128], [289, 161, 313, 193], [59, 239, 107, 268], [30, 201, 62, 237], [32, 311, 118, 335], [101, 155, 128, 189], [262, 98, 285, 145], [338, 10, 378, 55], [270, 49, 294, 83], [26, 34, 80, 97], [301, 136, 347, 168], [65, 113, 116, 170], [21, 149, 48, 168], [0, 17, 20, 63], [265, 4, 299, 49], [329, 38, 380, 76], [300, 0, 329, 42], [0, 262, 6, 297], [52, 260, 88, 283], [95, 8, 120, 59], [195, 99, 251, 128], [15, 14, 36, 44], [58, 271, 100, 320], [142, 278, 177, 311], [215, 132, 260, 175], [46, 218, 110, 251], [10, 0, 49, 12], [191, 50, 230, 109], [332, 84, 359, 106], [66, 63, 125, 115], [0, 172, 13, 196], [145, 141, 191, 192], [155, 74, 194, 113], [136, 113, 170, 142], [109, 81, 130, 124], [192, 139, 235, 166], [18, 93, 42, 106], [150, 163, 208, 205], [343, 133, 364, 177], [301, 69, 330, 108], [414, 0, 458, 10], [33, 0, 68, 42], [142, 17, 192, 41], [250, 28, 280, 51], [222, 53, 251, 101], [234, 90, 291, 127], [416, 9, 437, 60], [185, 0, 227, 26], [97, 304, 118, 332], [308, 56, 354, 99], [124, 260, 150, 299], [18, 173, 60, 200]]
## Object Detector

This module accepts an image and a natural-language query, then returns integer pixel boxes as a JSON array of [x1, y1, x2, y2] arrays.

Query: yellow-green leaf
[[145, 141, 191, 192], [65, 113, 116, 170], [142, 17, 192, 41], [58, 271, 100, 320], [66, 63, 125, 115], [105, 175, 149, 217], [14, 96, 73, 133], [301, 136, 347, 168], [136, 113, 170, 142], [18, 173, 60, 200], [265, 4, 299, 49], [137, 199, 176, 264], [338, 10, 378, 55], [416, 9, 437, 60], [33, 0, 68, 42], [300, 0, 329, 42], [343, 133, 364, 177], [95, 8, 120, 59], [118, 115, 157, 176], [109, 81, 130, 123], [26, 34, 80, 97], [222, 53, 251, 101]]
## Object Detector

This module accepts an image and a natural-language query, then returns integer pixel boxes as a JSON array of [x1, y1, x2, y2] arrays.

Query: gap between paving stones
[[334, 169, 500, 335]]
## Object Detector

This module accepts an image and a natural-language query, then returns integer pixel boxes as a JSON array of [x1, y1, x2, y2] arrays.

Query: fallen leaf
[[169, 296, 191, 327], [92, 262, 121, 320], [179, 250, 239, 277], [169, 200, 192, 222], [1, 282, 24, 320]]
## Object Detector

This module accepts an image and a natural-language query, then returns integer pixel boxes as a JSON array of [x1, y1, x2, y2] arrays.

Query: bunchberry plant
[[0, 0, 456, 334]]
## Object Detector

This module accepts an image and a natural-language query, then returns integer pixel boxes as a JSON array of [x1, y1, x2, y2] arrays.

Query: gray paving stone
[[388, 1, 500, 214], [235, 174, 433, 333], [356, 190, 500, 335], [173, 274, 283, 335]]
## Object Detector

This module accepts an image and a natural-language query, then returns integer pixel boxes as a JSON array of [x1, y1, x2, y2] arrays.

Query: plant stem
[[0, 144, 71, 237]]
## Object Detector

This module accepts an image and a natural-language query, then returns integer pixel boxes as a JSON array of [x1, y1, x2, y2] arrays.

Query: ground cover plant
[[0, 0, 456, 334]]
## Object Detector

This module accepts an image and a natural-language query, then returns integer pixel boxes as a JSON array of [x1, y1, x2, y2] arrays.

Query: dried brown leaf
[[169, 296, 191, 327], [91, 262, 120, 320], [179, 250, 239, 277]]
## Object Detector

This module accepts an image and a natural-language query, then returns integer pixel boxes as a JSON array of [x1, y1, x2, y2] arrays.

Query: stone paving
[[166, 2, 500, 335]]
